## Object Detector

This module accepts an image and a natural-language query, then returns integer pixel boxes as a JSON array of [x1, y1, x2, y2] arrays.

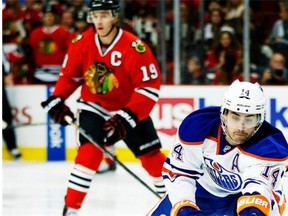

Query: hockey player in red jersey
[[29, 4, 71, 84], [147, 80, 288, 216], [41, 0, 166, 215]]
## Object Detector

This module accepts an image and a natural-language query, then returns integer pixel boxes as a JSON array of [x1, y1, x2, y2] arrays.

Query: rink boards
[[2, 85, 288, 162]]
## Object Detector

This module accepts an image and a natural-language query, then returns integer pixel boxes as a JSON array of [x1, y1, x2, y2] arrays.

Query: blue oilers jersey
[[150, 106, 288, 216]]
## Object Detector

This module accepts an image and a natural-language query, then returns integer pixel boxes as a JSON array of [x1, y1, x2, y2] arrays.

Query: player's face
[[223, 111, 259, 145], [90, 10, 117, 37], [43, 12, 56, 27]]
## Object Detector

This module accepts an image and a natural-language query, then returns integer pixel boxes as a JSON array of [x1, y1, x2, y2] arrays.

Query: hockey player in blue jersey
[[148, 80, 288, 216]]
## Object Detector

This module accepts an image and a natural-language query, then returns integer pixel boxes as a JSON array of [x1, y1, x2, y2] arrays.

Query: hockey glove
[[170, 200, 205, 216], [41, 96, 75, 126], [103, 109, 138, 145], [237, 194, 270, 216]]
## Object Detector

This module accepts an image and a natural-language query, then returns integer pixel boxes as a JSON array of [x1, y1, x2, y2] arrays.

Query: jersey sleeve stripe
[[162, 167, 202, 181], [59, 72, 83, 82], [242, 178, 261, 189], [163, 158, 203, 181], [135, 87, 159, 102], [77, 99, 112, 119]]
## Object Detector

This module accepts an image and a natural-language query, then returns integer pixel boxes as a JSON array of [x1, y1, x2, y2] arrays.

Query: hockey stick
[[64, 116, 161, 199], [2, 121, 58, 130]]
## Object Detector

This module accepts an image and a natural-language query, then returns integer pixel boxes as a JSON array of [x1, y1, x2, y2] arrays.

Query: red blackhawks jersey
[[53, 28, 161, 121], [29, 25, 71, 66]]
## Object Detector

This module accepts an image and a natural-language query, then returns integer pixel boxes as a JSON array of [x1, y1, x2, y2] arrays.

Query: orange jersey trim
[[237, 147, 288, 162]]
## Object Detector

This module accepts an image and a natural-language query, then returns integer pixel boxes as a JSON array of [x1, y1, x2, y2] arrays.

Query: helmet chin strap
[[101, 24, 116, 38]]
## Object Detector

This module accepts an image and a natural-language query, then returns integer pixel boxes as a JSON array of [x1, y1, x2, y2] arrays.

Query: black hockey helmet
[[89, 0, 119, 14], [74, 10, 88, 22], [42, 4, 58, 14], [87, 0, 119, 23]]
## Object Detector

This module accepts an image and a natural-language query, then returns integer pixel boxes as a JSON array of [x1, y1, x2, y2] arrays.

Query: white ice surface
[[2, 161, 159, 216], [2, 161, 288, 216]]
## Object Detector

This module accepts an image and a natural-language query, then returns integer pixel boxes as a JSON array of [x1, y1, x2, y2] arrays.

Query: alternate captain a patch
[[131, 40, 146, 54]]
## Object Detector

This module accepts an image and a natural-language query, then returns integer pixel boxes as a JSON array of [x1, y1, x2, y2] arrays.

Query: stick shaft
[[70, 121, 161, 199], [3, 122, 57, 130]]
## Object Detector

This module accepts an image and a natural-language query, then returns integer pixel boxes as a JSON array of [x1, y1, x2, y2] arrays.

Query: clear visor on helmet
[[222, 111, 261, 130], [88, 10, 115, 22]]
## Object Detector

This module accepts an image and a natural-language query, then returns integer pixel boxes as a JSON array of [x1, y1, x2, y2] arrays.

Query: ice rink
[[3, 161, 288, 216], [2, 161, 160, 216]]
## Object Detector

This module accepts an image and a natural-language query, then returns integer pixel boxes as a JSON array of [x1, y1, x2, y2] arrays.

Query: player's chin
[[97, 31, 108, 37], [232, 135, 247, 145]]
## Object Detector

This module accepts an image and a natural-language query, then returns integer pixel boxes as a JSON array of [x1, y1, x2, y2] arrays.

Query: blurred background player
[[2, 52, 22, 160], [41, 0, 167, 215], [28, 4, 71, 84], [148, 80, 288, 216], [69, 10, 94, 43]]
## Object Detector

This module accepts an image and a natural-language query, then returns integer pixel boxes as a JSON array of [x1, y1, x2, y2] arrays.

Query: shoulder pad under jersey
[[179, 106, 221, 143], [240, 121, 288, 159]]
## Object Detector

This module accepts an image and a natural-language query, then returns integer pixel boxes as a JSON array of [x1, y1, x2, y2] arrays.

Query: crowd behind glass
[[2, 0, 288, 85]]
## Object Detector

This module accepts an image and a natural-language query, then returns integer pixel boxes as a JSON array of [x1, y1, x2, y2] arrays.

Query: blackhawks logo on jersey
[[131, 40, 146, 54], [39, 37, 57, 54], [84, 62, 119, 94]]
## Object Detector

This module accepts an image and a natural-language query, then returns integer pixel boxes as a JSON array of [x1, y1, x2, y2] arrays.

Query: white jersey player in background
[[148, 80, 288, 216]]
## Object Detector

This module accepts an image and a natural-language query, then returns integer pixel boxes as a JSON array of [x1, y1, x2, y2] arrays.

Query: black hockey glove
[[41, 96, 75, 126], [103, 109, 138, 146]]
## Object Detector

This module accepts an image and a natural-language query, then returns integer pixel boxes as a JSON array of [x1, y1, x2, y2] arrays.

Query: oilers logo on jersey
[[205, 157, 242, 191]]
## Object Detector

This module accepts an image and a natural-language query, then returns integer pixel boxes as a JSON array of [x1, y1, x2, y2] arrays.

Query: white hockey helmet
[[220, 80, 267, 126]]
